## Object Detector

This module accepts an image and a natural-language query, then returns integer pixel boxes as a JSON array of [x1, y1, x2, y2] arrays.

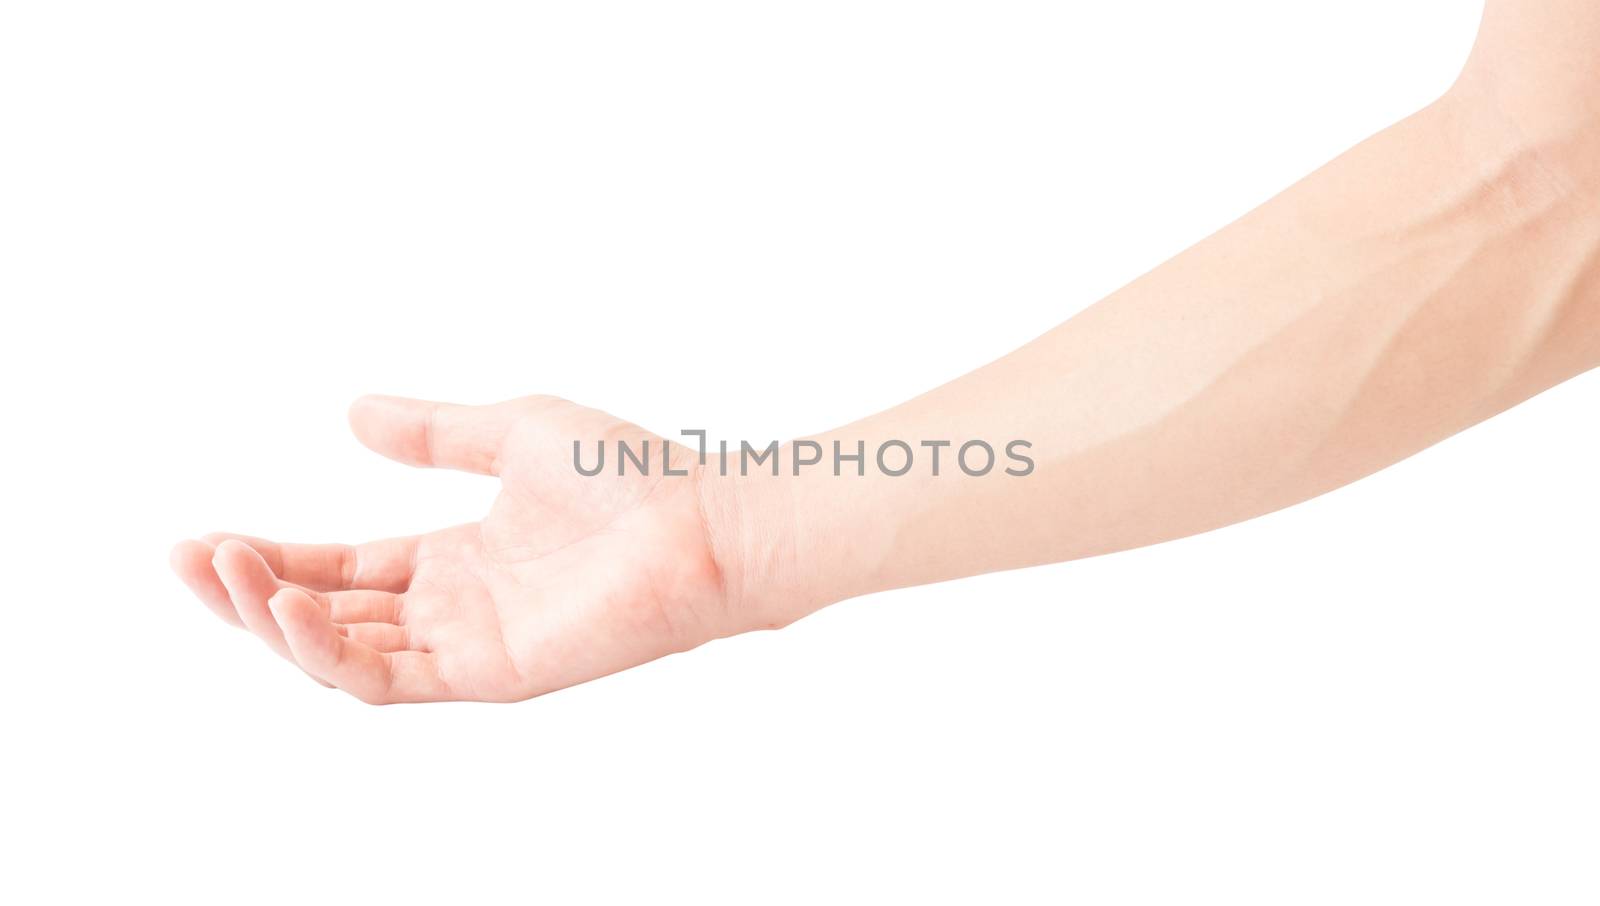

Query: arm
[[172, 3, 1600, 702], [714, 48, 1600, 627]]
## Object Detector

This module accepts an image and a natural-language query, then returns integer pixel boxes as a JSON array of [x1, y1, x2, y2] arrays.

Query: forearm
[[709, 85, 1600, 628]]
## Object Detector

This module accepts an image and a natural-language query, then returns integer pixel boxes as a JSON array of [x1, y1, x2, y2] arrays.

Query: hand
[[171, 395, 753, 703]]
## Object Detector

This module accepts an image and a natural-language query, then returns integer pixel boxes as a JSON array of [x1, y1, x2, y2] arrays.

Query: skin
[[172, 1, 1599, 703]]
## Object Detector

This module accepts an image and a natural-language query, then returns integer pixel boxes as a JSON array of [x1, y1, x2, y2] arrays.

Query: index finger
[[200, 532, 418, 593]]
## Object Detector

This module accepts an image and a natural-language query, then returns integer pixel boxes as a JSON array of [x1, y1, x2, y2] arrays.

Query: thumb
[[347, 394, 520, 475]]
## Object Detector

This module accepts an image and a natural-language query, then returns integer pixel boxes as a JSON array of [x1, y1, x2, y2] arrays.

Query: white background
[[3, 1, 1595, 902]]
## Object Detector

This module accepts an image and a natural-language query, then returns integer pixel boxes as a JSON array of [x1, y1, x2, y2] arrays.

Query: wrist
[[695, 455, 829, 635]]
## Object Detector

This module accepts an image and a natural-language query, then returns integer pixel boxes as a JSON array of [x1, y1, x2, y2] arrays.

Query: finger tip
[[171, 541, 247, 628], [211, 540, 274, 595], [270, 590, 335, 666], [269, 588, 325, 633], [347, 395, 433, 467], [268, 585, 306, 612], [210, 541, 239, 571], [169, 539, 210, 572], [348, 394, 398, 424], [211, 538, 258, 567], [348, 395, 389, 443], [171, 541, 226, 594]]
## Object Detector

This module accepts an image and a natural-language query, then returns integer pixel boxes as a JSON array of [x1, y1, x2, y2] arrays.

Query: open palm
[[171, 395, 740, 703]]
